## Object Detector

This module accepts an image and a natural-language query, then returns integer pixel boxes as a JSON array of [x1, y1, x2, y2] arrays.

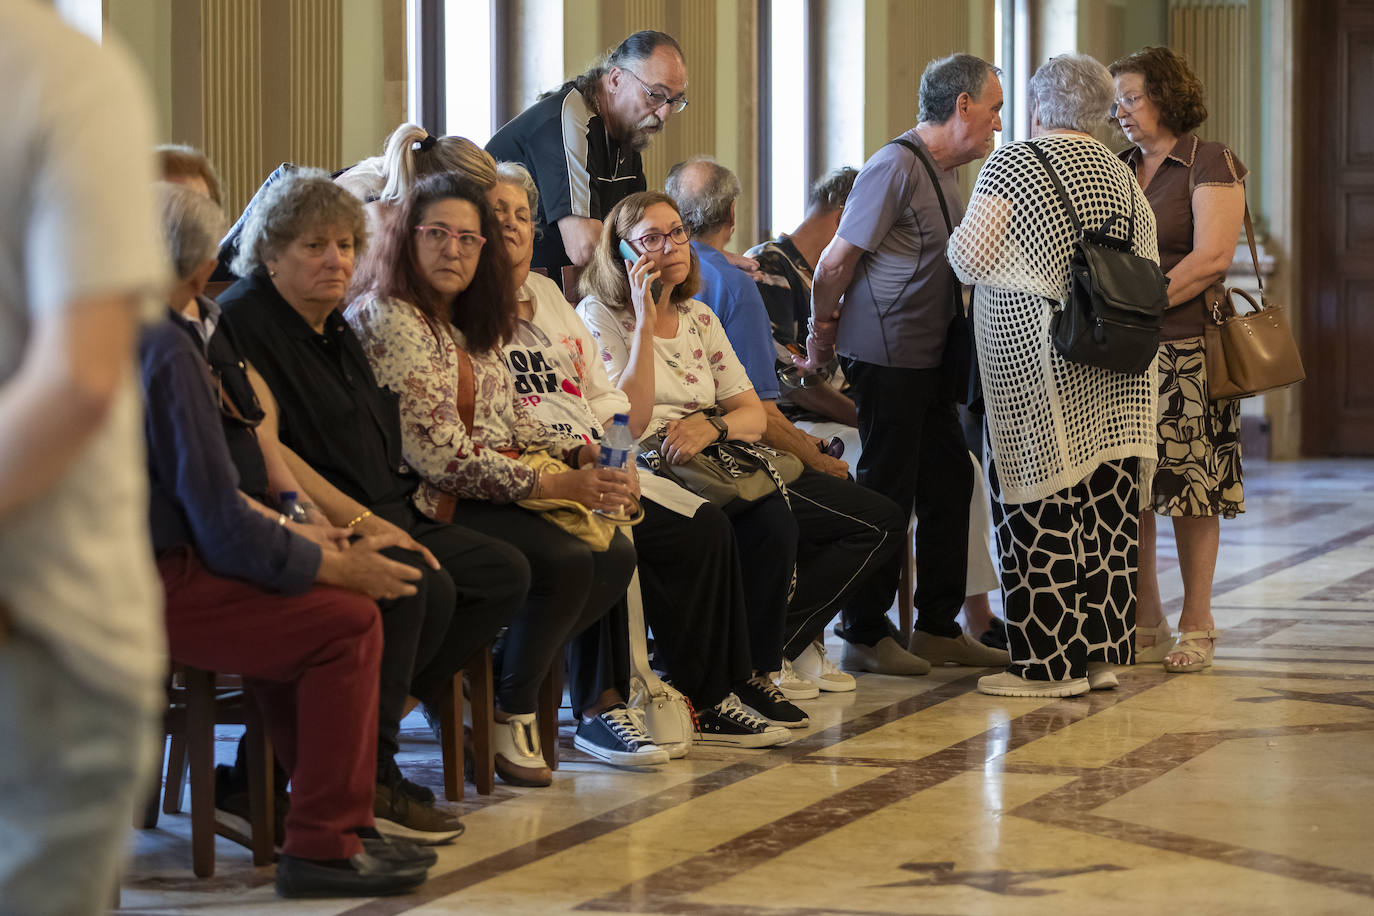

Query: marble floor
[[118, 459, 1374, 915]]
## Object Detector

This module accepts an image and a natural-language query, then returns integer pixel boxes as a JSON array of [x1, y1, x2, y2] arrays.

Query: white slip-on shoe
[[977, 671, 1090, 698], [792, 640, 857, 692]]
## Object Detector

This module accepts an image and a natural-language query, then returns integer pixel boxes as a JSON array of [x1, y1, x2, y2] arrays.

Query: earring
[[269, 269, 277, 277]]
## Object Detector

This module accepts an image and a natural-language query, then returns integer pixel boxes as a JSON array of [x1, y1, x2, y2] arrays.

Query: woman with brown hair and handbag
[[1110, 46, 1248, 673], [345, 172, 661, 784], [577, 191, 849, 730]]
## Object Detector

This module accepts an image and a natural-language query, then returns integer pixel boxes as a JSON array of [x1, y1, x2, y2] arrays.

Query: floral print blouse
[[576, 296, 754, 439], [346, 295, 583, 512]]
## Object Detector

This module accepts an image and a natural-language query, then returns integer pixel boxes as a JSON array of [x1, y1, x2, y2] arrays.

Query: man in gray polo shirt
[[798, 54, 1008, 673]]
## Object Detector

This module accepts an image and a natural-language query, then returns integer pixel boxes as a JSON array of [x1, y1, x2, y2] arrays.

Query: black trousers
[[450, 500, 636, 714], [782, 470, 906, 658], [631, 499, 754, 709], [842, 359, 972, 641], [375, 503, 527, 767], [232, 500, 527, 786], [723, 492, 796, 672]]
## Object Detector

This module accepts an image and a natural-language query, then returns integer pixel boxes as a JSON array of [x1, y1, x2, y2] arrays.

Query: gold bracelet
[[346, 509, 373, 529]]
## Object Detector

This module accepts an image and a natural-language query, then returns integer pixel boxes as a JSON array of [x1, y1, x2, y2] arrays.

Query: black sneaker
[[373, 782, 464, 845], [275, 848, 427, 899], [573, 705, 670, 767], [734, 675, 810, 728], [355, 826, 439, 869], [694, 694, 790, 748], [214, 763, 287, 850]]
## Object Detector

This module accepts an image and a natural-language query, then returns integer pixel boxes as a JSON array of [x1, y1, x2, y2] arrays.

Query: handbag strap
[[1242, 203, 1263, 295], [1025, 140, 1138, 245]]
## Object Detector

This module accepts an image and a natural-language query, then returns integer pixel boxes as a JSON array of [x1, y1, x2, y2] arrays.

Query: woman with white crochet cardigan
[[948, 54, 1159, 698]]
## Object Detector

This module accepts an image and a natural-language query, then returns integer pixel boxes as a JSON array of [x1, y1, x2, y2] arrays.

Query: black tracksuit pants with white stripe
[[781, 470, 906, 659]]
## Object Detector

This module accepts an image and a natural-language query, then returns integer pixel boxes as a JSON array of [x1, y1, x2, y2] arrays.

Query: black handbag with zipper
[[1025, 141, 1168, 375]]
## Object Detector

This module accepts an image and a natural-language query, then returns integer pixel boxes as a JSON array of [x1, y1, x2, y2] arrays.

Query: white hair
[[156, 182, 226, 280], [1028, 54, 1115, 133]]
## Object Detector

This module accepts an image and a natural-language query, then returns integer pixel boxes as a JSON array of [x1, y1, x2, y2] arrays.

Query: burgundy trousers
[[158, 546, 382, 861]]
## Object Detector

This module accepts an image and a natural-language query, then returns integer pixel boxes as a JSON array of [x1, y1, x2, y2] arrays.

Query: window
[[443, 0, 493, 143], [767, 0, 808, 239]]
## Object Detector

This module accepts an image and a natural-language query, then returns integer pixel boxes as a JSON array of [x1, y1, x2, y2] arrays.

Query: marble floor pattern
[[118, 459, 1374, 915]]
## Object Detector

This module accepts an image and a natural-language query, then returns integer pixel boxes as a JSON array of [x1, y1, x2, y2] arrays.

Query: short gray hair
[[919, 53, 1000, 124], [229, 168, 368, 278], [495, 160, 539, 213], [1028, 53, 1114, 133], [156, 182, 226, 281], [664, 155, 740, 237]]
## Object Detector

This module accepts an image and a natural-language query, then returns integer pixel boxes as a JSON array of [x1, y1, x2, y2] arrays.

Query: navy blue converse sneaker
[[694, 694, 790, 748], [573, 704, 670, 767]]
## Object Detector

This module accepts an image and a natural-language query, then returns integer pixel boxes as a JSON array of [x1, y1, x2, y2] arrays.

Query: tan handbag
[[1203, 205, 1306, 401]]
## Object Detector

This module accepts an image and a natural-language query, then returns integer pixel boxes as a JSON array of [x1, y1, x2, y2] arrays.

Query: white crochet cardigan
[[948, 134, 1158, 506]]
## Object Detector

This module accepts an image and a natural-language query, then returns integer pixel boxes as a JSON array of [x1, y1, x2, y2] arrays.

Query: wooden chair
[[204, 279, 234, 301], [139, 667, 274, 878], [537, 657, 564, 771], [897, 516, 916, 643], [433, 647, 496, 801], [560, 265, 584, 305]]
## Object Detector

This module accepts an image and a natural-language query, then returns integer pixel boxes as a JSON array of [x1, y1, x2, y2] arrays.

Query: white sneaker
[[773, 658, 820, 700], [792, 640, 856, 692]]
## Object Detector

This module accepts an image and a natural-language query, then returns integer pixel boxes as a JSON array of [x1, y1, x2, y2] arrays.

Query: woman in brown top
[[1110, 47, 1246, 674]]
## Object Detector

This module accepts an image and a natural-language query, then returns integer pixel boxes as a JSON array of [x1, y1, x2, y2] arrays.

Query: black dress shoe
[[275, 850, 427, 899]]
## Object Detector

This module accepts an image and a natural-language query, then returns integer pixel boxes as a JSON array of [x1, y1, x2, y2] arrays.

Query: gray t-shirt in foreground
[[0, 1, 166, 712], [834, 128, 965, 369]]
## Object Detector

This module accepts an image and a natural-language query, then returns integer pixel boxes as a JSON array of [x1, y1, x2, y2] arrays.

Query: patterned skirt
[[1152, 336, 1245, 519]]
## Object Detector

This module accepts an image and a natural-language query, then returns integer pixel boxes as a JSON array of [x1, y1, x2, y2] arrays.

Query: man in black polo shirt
[[486, 30, 687, 273]]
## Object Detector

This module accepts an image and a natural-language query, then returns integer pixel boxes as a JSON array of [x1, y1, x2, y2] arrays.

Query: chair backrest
[[560, 265, 584, 305], [205, 280, 234, 302]]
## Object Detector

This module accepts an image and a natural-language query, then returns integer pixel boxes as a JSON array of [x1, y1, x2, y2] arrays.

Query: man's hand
[[286, 519, 350, 553], [318, 533, 426, 600], [793, 317, 838, 373], [661, 414, 718, 465], [723, 250, 760, 274], [352, 512, 441, 569], [802, 448, 850, 478]]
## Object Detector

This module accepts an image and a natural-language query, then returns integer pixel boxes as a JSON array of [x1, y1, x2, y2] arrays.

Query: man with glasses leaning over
[[486, 30, 688, 273]]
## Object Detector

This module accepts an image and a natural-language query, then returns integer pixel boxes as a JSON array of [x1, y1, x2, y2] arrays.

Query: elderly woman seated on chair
[[344, 171, 663, 782], [144, 182, 436, 898]]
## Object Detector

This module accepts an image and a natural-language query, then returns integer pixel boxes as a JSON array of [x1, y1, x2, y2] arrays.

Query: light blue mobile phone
[[619, 240, 662, 300]]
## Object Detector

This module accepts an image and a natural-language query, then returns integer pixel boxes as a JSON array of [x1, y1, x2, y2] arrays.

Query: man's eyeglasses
[[624, 225, 689, 253], [414, 225, 486, 256], [623, 69, 689, 114], [1110, 93, 1146, 118]]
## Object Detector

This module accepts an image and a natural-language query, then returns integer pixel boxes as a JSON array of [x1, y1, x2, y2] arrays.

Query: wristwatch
[[707, 415, 729, 442]]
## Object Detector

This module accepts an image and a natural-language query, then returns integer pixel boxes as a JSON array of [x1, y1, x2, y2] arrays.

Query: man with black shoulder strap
[[796, 53, 1008, 673]]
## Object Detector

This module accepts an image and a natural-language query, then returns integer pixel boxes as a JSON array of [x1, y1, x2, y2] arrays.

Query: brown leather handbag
[[1203, 205, 1306, 401]]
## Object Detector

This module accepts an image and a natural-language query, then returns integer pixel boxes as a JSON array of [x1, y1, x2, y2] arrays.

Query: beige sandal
[[1134, 620, 1174, 664], [1163, 629, 1220, 673]]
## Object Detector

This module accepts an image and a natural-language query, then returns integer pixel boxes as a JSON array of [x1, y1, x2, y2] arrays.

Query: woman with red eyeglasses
[[347, 172, 660, 786]]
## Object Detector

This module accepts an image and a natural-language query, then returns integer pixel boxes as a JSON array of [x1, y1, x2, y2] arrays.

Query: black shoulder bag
[[1024, 141, 1168, 375], [890, 137, 977, 407]]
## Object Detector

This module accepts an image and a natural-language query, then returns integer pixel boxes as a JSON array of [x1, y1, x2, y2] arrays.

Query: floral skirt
[[1152, 337, 1245, 518]]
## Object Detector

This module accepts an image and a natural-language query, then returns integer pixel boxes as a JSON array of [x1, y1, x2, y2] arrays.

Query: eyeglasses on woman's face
[[1110, 93, 1146, 119], [623, 224, 689, 253], [414, 224, 486, 256]]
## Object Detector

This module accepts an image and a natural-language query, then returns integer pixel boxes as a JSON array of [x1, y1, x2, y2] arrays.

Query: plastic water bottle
[[279, 490, 309, 525], [597, 414, 635, 470]]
